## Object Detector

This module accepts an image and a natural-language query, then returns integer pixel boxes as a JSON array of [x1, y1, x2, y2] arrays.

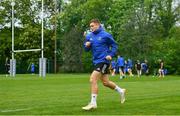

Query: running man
[[82, 19, 126, 110]]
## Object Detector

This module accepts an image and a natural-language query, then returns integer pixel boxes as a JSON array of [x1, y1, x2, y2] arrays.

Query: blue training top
[[127, 59, 133, 68], [84, 26, 118, 65], [117, 56, 124, 67], [31, 63, 35, 72], [111, 61, 116, 69]]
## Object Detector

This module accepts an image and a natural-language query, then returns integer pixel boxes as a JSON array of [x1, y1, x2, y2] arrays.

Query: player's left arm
[[106, 33, 118, 58]]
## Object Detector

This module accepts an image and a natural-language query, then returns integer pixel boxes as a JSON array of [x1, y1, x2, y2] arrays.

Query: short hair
[[90, 19, 100, 24]]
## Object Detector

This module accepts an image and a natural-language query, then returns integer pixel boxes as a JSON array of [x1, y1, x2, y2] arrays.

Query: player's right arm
[[83, 34, 91, 52]]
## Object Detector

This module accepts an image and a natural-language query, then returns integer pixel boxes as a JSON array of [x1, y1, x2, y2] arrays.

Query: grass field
[[0, 74, 180, 115]]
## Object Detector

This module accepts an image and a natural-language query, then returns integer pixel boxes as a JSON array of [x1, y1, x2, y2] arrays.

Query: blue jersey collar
[[92, 26, 104, 34]]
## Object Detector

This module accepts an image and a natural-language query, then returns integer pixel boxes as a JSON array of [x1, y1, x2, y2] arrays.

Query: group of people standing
[[110, 56, 134, 79], [110, 57, 165, 78]]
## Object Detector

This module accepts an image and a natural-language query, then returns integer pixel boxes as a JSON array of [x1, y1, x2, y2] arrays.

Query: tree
[[154, 0, 180, 37], [60, 27, 83, 72]]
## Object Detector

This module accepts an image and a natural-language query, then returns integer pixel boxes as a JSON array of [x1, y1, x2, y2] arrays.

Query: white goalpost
[[10, 0, 46, 77]]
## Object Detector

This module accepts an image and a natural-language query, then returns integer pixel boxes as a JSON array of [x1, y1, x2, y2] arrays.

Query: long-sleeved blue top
[[127, 59, 133, 68], [84, 26, 118, 65], [117, 56, 124, 67]]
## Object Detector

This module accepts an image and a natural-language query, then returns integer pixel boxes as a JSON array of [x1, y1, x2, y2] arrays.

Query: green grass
[[0, 74, 180, 115]]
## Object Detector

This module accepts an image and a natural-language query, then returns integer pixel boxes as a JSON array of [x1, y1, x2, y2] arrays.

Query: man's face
[[90, 22, 100, 32]]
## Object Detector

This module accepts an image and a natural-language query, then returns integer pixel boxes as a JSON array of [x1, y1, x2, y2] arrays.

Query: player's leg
[[119, 67, 124, 79], [139, 70, 142, 77], [160, 69, 164, 78], [128, 68, 134, 77], [90, 71, 101, 103], [82, 70, 102, 110], [112, 68, 116, 76], [162, 69, 165, 78], [158, 69, 162, 77], [100, 74, 115, 89], [5, 65, 8, 77], [100, 74, 126, 104], [119, 67, 122, 79], [121, 67, 125, 78], [137, 70, 140, 77]]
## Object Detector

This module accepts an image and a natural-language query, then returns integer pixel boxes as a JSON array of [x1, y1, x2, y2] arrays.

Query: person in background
[[5, 57, 10, 77], [31, 63, 35, 75], [141, 59, 149, 75], [110, 60, 116, 76], [158, 59, 164, 78], [135, 60, 142, 77], [127, 58, 134, 77], [27, 62, 35, 75], [123, 60, 128, 77], [117, 55, 125, 79]]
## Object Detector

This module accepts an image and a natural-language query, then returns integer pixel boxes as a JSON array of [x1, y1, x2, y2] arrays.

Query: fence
[[0, 59, 93, 74]]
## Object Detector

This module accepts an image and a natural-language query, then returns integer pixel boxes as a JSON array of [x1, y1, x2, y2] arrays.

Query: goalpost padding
[[10, 59, 16, 77], [39, 58, 46, 77], [10, 58, 46, 77]]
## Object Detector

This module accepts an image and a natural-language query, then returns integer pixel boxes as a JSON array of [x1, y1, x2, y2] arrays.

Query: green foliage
[[81, 51, 93, 73], [151, 34, 180, 74], [60, 28, 83, 72], [154, 0, 179, 37], [15, 24, 54, 61], [59, 0, 112, 32], [0, 28, 11, 58]]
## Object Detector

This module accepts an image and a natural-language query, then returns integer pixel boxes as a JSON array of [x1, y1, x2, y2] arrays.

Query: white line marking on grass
[[1, 108, 32, 113]]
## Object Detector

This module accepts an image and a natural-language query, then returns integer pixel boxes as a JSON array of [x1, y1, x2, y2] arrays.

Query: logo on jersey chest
[[97, 37, 102, 41], [90, 37, 102, 41]]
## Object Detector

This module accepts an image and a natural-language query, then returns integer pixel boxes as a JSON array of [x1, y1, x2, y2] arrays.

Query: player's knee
[[102, 81, 109, 87], [89, 79, 93, 83], [90, 78, 97, 84]]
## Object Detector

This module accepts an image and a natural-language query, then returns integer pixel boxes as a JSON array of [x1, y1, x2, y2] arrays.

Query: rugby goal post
[[10, 0, 46, 77]]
